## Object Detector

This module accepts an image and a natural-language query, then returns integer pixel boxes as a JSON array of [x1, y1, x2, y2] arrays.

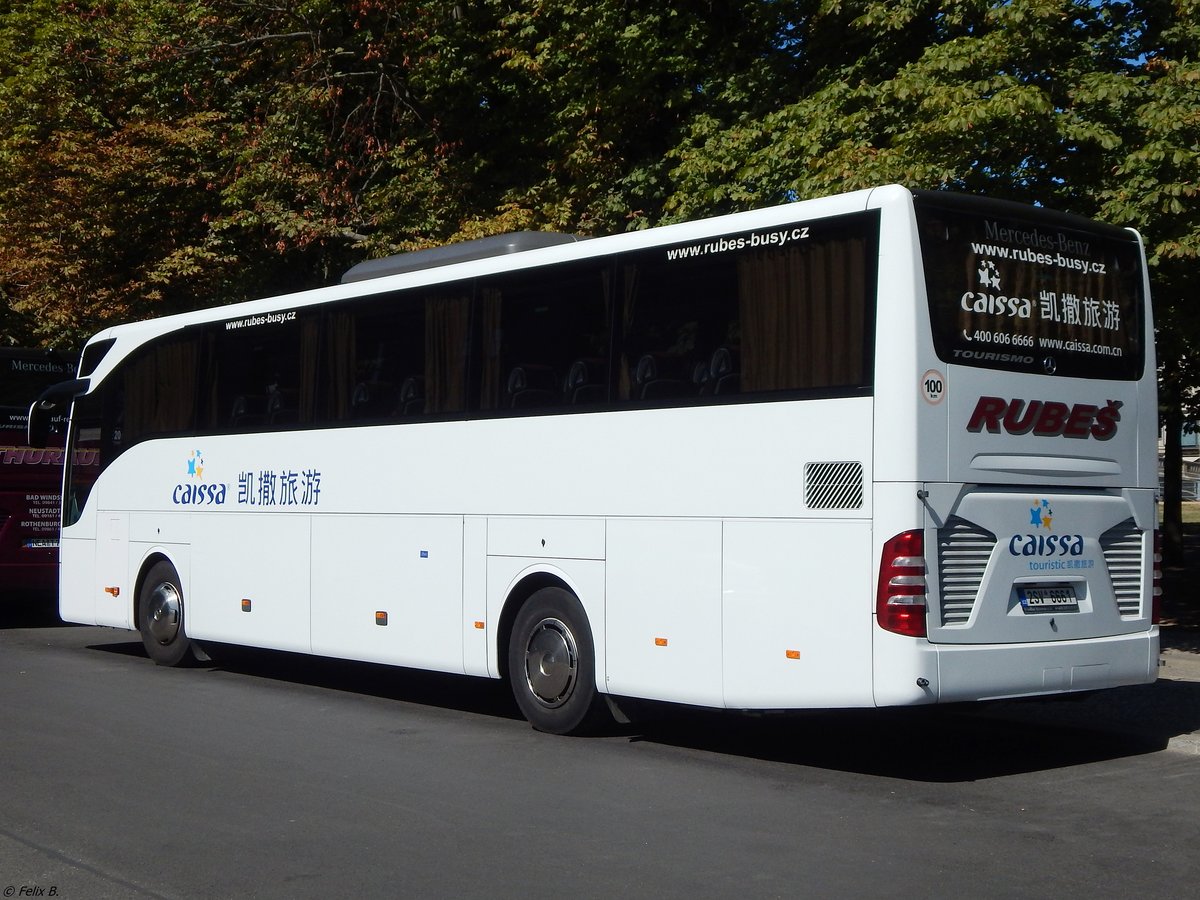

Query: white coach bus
[[30, 185, 1159, 734]]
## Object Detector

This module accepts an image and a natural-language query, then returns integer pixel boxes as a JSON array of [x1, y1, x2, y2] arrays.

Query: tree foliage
[[0, 0, 1197, 372], [668, 1, 1160, 214], [0, 0, 800, 344]]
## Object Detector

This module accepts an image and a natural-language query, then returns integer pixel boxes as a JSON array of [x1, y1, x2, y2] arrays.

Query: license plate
[[1018, 585, 1078, 613]]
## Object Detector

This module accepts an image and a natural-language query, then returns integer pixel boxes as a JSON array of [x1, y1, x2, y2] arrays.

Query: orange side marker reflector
[[241, 599, 252, 612], [376, 611, 388, 626], [474, 621, 485, 630], [786, 649, 801, 660], [104, 586, 120, 597], [654, 637, 668, 647]]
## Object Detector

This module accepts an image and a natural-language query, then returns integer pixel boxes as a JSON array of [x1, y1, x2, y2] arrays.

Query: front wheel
[[138, 561, 197, 667], [508, 587, 609, 735]]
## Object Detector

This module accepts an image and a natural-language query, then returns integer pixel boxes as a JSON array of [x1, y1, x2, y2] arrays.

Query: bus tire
[[138, 561, 196, 667], [508, 587, 608, 735]]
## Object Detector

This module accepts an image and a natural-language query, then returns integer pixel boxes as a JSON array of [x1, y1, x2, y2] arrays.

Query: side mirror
[[27, 378, 90, 448]]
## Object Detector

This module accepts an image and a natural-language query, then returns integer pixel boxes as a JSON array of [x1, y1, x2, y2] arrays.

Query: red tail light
[[877, 530, 928, 638], [1152, 530, 1162, 624]]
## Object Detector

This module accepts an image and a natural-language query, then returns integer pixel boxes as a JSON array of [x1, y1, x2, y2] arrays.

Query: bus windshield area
[[915, 196, 1145, 381]]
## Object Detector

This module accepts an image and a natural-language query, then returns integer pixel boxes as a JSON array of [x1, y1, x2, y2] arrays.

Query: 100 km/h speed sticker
[[922, 369, 946, 405]]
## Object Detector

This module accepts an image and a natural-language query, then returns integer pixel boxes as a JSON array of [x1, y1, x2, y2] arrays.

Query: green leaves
[[0, 0, 1197, 370]]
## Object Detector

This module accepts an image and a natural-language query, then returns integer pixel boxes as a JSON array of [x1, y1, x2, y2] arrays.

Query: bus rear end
[[873, 190, 1158, 705], [1, 350, 76, 596]]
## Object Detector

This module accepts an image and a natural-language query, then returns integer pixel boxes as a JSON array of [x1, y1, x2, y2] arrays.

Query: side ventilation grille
[[1100, 519, 1144, 617], [804, 462, 863, 510], [937, 518, 996, 627]]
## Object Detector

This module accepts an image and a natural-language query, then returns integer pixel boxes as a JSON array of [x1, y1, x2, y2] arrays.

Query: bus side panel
[[310, 514, 465, 673], [484, 556, 607, 685], [125, 513, 193, 631], [462, 516, 489, 678], [58, 536, 97, 625], [872, 630, 940, 706], [605, 519, 723, 707], [871, 187, 946, 486], [94, 511, 130, 628], [722, 520, 873, 708], [188, 512, 311, 653]]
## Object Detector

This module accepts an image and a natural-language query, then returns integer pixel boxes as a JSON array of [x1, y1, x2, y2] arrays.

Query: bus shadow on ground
[[94, 638, 525, 722], [623, 681, 1200, 781], [89, 636, 1200, 782]]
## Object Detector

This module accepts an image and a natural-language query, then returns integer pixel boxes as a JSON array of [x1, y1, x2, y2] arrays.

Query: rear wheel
[[508, 587, 608, 735], [138, 561, 197, 666]]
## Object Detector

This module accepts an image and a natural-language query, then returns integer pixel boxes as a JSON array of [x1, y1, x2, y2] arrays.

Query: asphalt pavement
[[1156, 624, 1200, 751], [3, 618, 1200, 900]]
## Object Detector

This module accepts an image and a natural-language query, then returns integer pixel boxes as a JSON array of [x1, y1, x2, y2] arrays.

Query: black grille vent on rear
[[937, 518, 996, 627], [1100, 519, 1144, 617]]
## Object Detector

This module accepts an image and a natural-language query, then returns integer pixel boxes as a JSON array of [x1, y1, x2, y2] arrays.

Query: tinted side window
[[474, 263, 612, 413], [63, 331, 202, 524], [64, 378, 122, 526], [205, 312, 319, 432], [618, 254, 738, 401], [120, 333, 202, 445], [621, 212, 876, 403], [321, 287, 468, 425]]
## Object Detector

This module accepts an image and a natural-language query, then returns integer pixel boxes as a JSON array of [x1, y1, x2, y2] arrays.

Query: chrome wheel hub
[[146, 582, 182, 646], [523, 617, 578, 708]]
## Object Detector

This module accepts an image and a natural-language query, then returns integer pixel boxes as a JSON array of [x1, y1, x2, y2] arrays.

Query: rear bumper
[[934, 630, 1158, 702]]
